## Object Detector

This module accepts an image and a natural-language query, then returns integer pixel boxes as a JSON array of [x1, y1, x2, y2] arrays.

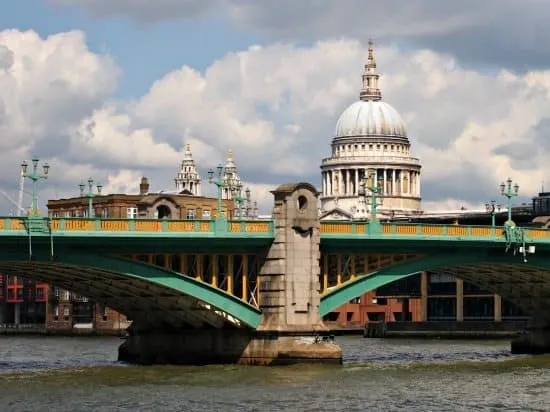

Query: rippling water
[[0, 336, 548, 411]]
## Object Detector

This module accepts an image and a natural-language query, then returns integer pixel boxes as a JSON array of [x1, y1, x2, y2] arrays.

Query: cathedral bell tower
[[175, 144, 201, 195]]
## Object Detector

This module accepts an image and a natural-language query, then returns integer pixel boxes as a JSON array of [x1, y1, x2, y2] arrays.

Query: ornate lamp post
[[484, 200, 500, 228], [208, 164, 225, 219], [243, 187, 259, 219], [79, 178, 102, 218], [500, 177, 519, 224], [364, 169, 383, 222], [21, 158, 50, 217], [231, 182, 248, 220]]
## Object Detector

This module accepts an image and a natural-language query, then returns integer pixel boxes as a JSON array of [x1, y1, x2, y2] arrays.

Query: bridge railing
[[0, 217, 275, 235], [319, 221, 550, 241]]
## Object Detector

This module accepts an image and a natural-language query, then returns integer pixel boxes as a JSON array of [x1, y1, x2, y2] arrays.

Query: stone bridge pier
[[118, 182, 342, 365], [511, 318, 550, 355]]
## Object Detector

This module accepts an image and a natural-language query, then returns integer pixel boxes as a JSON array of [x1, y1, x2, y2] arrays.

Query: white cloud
[[1, 29, 550, 216], [0, 29, 120, 212], [49, 0, 220, 21]]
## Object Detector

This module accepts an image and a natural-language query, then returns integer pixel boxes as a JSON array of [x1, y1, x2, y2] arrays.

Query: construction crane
[[0, 168, 27, 216], [0, 187, 26, 215], [17, 167, 24, 216]]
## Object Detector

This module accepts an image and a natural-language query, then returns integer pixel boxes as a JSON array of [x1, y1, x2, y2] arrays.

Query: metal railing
[[321, 155, 421, 165], [0, 216, 275, 235], [319, 220, 550, 241]]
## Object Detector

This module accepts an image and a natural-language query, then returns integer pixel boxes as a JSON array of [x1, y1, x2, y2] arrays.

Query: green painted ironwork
[[500, 177, 519, 224], [231, 184, 248, 220], [319, 252, 550, 316], [208, 163, 226, 220], [0, 249, 262, 328], [79, 178, 102, 218], [21, 158, 49, 218]]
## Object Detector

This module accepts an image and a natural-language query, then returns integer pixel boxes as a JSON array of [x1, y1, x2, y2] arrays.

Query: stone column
[[355, 168, 359, 195], [420, 272, 428, 322], [494, 294, 502, 323], [394, 170, 399, 195], [14, 302, 20, 325], [383, 169, 388, 195], [456, 278, 464, 322]]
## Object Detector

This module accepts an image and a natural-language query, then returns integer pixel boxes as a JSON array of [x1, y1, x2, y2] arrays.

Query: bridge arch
[[0, 250, 261, 329], [320, 252, 550, 322]]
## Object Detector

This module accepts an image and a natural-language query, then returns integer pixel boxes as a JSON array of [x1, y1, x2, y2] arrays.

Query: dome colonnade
[[320, 40, 421, 218]]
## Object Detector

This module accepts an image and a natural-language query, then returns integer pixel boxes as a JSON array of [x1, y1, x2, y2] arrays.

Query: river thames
[[0, 336, 547, 411]]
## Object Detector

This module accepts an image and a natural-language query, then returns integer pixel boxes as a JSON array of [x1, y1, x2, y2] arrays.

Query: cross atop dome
[[359, 39, 382, 102]]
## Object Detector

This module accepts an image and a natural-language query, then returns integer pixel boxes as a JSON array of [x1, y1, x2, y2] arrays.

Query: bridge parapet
[[320, 221, 550, 243], [0, 217, 275, 237]]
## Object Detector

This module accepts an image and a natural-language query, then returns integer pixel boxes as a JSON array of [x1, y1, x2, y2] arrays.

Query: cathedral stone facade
[[320, 41, 422, 220]]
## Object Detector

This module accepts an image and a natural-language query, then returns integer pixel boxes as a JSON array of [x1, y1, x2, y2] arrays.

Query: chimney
[[139, 177, 150, 195]]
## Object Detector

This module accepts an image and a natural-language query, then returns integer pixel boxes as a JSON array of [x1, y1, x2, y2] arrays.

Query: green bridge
[[1, 183, 550, 364]]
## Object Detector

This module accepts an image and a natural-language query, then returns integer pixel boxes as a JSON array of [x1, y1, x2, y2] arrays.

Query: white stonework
[[222, 149, 242, 200], [175, 144, 201, 196], [320, 40, 422, 219]]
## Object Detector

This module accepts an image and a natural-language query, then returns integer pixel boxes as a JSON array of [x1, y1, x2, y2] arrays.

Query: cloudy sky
[[0, 0, 548, 214]]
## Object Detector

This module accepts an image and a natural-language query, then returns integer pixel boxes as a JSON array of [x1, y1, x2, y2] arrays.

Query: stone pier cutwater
[[118, 182, 343, 365]]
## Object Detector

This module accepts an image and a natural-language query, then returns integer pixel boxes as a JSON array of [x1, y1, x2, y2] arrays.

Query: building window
[[36, 287, 44, 299], [187, 208, 196, 219], [127, 207, 138, 219], [7, 289, 14, 299], [202, 209, 211, 219]]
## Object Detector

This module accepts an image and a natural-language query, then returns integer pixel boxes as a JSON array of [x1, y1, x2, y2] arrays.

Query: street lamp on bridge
[[79, 178, 102, 218], [231, 181, 249, 220], [208, 164, 225, 219], [484, 200, 501, 228], [357, 169, 384, 225], [500, 177, 519, 224], [21, 158, 50, 217]]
